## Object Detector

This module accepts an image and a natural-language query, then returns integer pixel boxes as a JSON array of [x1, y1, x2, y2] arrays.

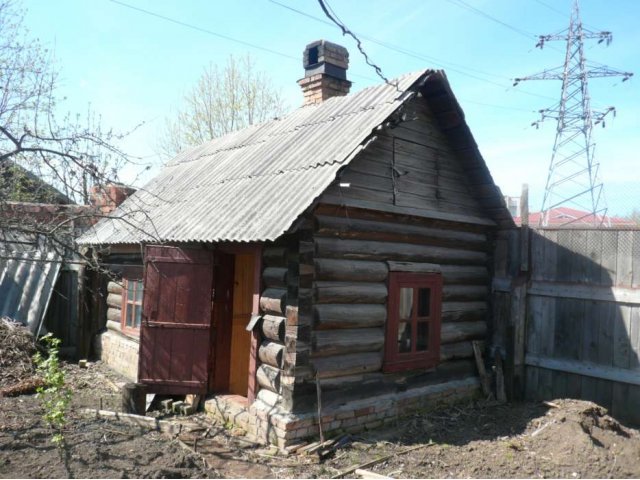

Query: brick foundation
[[205, 376, 480, 450], [94, 329, 139, 381]]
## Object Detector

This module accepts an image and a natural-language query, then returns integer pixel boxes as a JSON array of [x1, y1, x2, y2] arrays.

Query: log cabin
[[78, 40, 514, 448]]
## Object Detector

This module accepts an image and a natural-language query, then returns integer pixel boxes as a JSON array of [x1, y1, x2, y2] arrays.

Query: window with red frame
[[383, 272, 443, 373], [122, 278, 143, 333]]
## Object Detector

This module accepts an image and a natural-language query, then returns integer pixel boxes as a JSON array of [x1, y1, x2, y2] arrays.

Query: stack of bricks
[[89, 184, 136, 215], [206, 376, 480, 451], [94, 329, 139, 381], [297, 74, 352, 106]]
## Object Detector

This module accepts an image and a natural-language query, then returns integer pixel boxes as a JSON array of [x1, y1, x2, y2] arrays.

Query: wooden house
[[78, 40, 513, 448]]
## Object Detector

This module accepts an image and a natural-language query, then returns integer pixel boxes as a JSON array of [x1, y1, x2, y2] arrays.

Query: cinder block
[[181, 404, 196, 415]]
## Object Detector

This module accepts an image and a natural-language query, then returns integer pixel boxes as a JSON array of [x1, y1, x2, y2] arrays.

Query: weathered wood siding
[[321, 97, 494, 228], [524, 228, 640, 424]]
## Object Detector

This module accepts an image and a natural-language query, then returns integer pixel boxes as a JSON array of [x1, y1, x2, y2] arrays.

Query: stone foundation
[[205, 376, 480, 450], [94, 329, 139, 381]]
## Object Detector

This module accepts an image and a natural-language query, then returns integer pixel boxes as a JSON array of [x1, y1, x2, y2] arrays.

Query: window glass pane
[[397, 322, 412, 353], [127, 280, 134, 299], [399, 288, 413, 320], [416, 322, 429, 351], [134, 305, 142, 328], [135, 281, 143, 302], [126, 306, 133, 327], [418, 288, 431, 317]]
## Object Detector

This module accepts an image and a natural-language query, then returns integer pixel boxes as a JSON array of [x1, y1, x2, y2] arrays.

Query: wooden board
[[228, 254, 254, 396]]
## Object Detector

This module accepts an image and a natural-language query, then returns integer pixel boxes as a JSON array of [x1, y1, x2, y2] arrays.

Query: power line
[[269, 0, 504, 81], [268, 0, 557, 103], [108, 0, 557, 111], [108, 0, 299, 61], [317, 0, 395, 87], [445, 0, 536, 40], [107, 0, 380, 82], [532, 0, 567, 17], [460, 99, 535, 113]]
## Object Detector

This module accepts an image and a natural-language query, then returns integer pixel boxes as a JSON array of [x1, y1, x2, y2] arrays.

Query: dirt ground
[[1, 360, 640, 479]]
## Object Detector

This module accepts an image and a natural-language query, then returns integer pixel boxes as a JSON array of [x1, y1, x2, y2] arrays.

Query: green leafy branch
[[33, 333, 71, 447]]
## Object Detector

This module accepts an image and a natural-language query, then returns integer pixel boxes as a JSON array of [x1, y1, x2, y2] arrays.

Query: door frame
[[213, 243, 262, 402]]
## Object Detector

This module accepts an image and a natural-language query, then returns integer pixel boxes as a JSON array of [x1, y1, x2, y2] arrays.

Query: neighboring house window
[[122, 278, 143, 334], [384, 272, 443, 372]]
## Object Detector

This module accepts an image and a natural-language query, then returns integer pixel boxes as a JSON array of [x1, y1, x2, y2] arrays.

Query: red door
[[138, 246, 214, 394]]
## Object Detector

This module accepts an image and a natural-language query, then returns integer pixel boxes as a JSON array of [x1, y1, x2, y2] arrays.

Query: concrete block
[[160, 399, 173, 411]]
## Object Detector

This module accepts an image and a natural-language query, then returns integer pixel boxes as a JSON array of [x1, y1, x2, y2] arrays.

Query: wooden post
[[122, 382, 148, 415], [494, 350, 507, 403], [520, 183, 529, 272], [472, 341, 493, 399], [511, 281, 527, 400], [315, 371, 325, 443], [247, 244, 262, 404]]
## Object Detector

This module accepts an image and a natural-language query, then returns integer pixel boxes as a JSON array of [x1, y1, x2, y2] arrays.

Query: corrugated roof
[[78, 70, 428, 245], [0, 233, 61, 334]]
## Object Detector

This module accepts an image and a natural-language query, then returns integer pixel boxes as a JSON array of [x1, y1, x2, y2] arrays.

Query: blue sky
[[23, 0, 639, 215]]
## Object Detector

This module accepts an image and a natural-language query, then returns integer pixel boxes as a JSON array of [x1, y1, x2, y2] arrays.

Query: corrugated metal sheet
[[0, 236, 62, 334], [78, 70, 429, 245]]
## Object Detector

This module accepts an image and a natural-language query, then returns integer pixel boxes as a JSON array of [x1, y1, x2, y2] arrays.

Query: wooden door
[[228, 254, 254, 395], [138, 246, 213, 394], [210, 253, 234, 392]]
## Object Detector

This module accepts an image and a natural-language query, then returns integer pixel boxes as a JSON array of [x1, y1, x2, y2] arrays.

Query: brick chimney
[[89, 183, 136, 215], [297, 40, 351, 106]]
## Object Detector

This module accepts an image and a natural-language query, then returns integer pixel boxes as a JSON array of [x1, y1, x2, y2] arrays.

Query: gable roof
[[78, 69, 511, 246]]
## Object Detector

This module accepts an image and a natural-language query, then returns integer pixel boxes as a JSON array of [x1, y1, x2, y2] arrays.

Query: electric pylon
[[514, 0, 632, 227]]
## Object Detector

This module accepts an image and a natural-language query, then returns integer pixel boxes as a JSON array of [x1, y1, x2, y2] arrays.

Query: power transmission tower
[[514, 0, 632, 227]]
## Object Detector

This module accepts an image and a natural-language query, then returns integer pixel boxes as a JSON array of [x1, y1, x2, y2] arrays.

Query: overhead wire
[[444, 0, 537, 40], [106, 0, 378, 81], [316, 0, 396, 87], [532, 0, 567, 18], [268, 0, 557, 103], [107, 0, 557, 110]]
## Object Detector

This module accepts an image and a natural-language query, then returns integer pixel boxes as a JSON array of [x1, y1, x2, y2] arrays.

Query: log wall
[[256, 235, 302, 410], [274, 98, 498, 411], [287, 202, 492, 410]]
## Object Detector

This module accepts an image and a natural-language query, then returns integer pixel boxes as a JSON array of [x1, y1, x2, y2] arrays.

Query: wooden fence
[[493, 227, 640, 424]]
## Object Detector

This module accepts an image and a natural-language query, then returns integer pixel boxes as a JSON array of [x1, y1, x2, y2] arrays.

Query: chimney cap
[[302, 39, 349, 80]]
